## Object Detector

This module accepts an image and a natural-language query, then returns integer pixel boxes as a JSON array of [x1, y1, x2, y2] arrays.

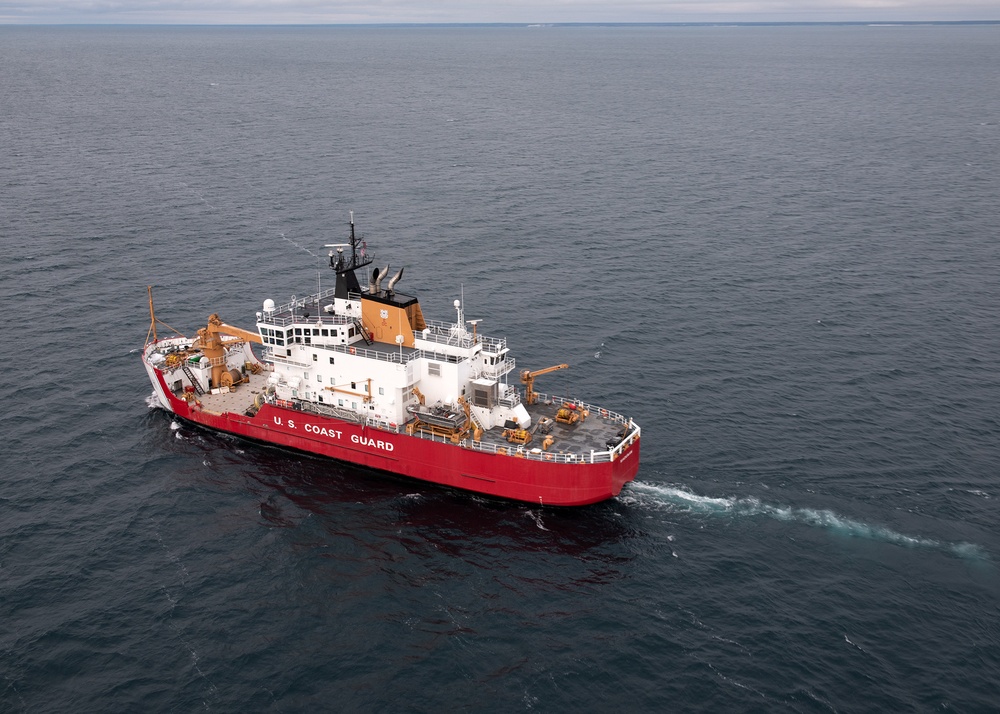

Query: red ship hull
[[155, 371, 639, 507]]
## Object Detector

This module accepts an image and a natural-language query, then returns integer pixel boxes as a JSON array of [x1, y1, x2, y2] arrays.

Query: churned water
[[2, 24, 999, 711]]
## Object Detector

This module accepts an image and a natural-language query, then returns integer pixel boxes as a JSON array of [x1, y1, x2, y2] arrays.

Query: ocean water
[[2, 24, 999, 711]]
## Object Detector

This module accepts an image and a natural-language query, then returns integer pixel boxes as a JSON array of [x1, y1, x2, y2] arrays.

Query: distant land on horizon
[[4, 20, 1000, 27]]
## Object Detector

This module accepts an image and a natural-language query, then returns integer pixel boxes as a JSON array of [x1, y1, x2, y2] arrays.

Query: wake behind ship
[[141, 216, 640, 506]]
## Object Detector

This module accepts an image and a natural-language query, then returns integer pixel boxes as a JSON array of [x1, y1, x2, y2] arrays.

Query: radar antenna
[[327, 210, 374, 275], [327, 211, 375, 299]]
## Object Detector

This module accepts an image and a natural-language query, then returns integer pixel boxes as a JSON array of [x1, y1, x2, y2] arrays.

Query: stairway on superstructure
[[181, 362, 206, 395], [354, 319, 374, 345], [468, 406, 488, 439]]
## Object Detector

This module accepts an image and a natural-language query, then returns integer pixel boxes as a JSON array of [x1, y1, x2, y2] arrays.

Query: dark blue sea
[[2, 24, 999, 712]]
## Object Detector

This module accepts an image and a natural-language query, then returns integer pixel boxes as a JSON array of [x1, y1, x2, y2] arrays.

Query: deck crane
[[191, 313, 264, 389], [520, 363, 569, 405]]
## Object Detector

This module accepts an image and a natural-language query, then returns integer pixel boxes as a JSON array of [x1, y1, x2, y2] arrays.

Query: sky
[[0, 0, 997, 25]]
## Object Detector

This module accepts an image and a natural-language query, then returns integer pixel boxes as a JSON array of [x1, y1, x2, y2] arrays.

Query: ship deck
[[183, 370, 271, 415], [478, 399, 629, 456], [187, 373, 630, 457]]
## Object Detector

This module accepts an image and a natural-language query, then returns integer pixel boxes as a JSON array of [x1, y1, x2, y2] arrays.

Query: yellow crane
[[520, 363, 569, 405], [191, 313, 264, 389]]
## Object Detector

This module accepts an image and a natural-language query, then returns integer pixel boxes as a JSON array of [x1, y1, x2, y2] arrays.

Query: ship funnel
[[372, 264, 390, 294], [387, 267, 404, 293]]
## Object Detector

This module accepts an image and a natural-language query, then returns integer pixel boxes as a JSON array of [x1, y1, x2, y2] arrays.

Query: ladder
[[468, 405, 488, 441], [181, 362, 206, 395], [354, 318, 374, 345]]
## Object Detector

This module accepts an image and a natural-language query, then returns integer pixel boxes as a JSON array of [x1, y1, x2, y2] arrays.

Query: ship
[[141, 215, 640, 506]]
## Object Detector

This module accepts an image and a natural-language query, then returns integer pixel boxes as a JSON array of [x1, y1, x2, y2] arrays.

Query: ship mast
[[145, 286, 187, 344], [327, 211, 375, 299], [147, 285, 158, 343]]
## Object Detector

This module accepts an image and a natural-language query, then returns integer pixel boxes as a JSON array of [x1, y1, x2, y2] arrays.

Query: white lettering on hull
[[271, 414, 393, 452], [305, 423, 343, 439], [351, 434, 395, 452]]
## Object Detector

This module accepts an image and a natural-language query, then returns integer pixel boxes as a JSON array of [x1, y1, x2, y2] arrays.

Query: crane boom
[[191, 313, 263, 389], [520, 363, 569, 405]]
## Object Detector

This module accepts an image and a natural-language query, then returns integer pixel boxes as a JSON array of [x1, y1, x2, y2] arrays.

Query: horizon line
[[3, 20, 1000, 27]]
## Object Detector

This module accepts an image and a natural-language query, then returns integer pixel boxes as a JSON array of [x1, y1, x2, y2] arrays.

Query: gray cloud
[[0, 0, 997, 24]]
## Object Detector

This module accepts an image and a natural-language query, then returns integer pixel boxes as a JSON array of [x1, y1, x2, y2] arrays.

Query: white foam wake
[[625, 481, 984, 559]]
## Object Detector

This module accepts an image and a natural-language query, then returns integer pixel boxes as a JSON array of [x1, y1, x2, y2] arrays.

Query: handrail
[[293, 398, 365, 424], [259, 312, 355, 328], [263, 350, 313, 369], [398, 428, 626, 464], [478, 357, 515, 380], [271, 287, 341, 316], [264, 390, 639, 465], [530, 392, 631, 425]]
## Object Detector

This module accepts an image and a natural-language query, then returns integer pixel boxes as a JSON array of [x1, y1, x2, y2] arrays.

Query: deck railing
[[260, 312, 356, 328], [264, 390, 639, 465]]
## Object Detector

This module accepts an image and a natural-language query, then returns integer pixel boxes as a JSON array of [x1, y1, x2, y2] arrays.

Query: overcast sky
[[1, 1, 997, 25]]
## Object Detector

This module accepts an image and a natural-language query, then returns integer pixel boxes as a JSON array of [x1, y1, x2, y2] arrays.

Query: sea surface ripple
[[1, 24, 999, 712]]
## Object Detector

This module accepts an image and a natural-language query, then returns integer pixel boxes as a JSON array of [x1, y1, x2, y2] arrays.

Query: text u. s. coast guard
[[272, 416, 394, 451]]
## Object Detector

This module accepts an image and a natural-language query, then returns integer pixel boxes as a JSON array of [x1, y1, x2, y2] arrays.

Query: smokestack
[[372, 264, 390, 294], [387, 267, 404, 293]]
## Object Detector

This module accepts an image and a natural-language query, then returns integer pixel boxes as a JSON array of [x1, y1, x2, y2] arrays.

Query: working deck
[[479, 398, 629, 457], [185, 370, 630, 461], [190, 370, 271, 415]]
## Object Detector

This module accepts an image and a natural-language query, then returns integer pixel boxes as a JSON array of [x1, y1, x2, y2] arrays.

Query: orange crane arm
[[208, 314, 263, 344], [523, 364, 570, 379], [214, 324, 263, 344], [188, 313, 262, 390], [520, 363, 570, 405], [192, 313, 263, 349]]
